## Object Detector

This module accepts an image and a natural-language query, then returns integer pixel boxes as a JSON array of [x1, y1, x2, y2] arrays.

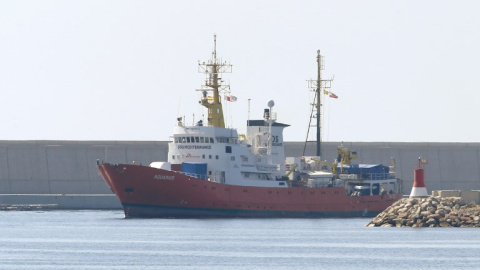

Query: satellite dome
[[267, 100, 275, 108]]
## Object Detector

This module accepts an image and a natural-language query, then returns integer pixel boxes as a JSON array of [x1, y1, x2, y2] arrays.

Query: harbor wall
[[432, 190, 480, 204], [0, 140, 479, 209]]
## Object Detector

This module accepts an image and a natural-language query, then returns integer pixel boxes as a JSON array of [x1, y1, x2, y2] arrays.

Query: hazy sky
[[1, 1, 479, 142]]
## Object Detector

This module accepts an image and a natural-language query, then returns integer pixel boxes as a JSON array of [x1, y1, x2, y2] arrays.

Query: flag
[[329, 92, 338, 99], [225, 95, 237, 102], [323, 90, 329, 95]]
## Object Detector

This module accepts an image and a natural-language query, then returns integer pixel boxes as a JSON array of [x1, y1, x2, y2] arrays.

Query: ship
[[97, 36, 403, 218]]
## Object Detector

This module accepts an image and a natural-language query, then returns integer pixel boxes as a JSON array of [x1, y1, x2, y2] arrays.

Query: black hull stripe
[[121, 203, 380, 219]]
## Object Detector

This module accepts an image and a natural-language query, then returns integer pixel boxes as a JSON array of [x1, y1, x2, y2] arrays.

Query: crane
[[311, 158, 338, 178]]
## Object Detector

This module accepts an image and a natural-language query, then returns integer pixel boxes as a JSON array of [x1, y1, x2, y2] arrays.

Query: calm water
[[1, 210, 479, 270]]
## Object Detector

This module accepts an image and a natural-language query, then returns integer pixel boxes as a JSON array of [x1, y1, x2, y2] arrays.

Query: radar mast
[[304, 50, 334, 157], [198, 35, 233, 128]]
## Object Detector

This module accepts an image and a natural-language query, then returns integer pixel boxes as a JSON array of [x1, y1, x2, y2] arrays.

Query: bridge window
[[186, 137, 191, 143], [195, 137, 199, 143], [200, 137, 205, 143], [226, 146, 232, 153]]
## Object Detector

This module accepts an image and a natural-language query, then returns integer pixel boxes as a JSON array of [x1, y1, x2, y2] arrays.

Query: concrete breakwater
[[0, 204, 58, 211], [366, 196, 480, 227], [0, 194, 121, 210]]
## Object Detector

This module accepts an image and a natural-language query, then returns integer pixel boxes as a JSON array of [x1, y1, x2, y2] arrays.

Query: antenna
[[267, 100, 275, 156], [304, 50, 334, 157], [248, 98, 251, 121], [213, 34, 217, 60], [316, 50, 322, 157]]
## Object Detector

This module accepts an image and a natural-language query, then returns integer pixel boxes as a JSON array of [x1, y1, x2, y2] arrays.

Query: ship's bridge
[[171, 125, 240, 145], [168, 124, 244, 166]]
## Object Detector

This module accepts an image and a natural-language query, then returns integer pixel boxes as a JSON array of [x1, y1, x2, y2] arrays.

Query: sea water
[[0, 210, 479, 270]]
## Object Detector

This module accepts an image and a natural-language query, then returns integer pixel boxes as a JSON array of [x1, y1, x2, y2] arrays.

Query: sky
[[1, 0, 479, 142]]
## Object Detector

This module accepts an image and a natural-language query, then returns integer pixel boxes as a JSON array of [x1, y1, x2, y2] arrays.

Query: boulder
[[366, 196, 480, 228]]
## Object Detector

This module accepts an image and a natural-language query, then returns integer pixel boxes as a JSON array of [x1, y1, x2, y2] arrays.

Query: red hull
[[99, 163, 402, 218]]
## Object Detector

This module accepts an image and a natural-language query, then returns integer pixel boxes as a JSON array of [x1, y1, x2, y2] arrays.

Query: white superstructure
[[167, 106, 289, 187]]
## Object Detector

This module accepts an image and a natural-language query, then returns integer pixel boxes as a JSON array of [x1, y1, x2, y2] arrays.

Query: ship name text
[[154, 175, 175, 180], [178, 145, 212, 150]]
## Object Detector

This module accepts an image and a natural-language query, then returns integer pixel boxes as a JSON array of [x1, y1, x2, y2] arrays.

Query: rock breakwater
[[366, 197, 480, 227]]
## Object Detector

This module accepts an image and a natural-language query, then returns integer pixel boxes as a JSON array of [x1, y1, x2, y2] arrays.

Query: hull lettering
[[154, 175, 175, 180], [178, 145, 212, 150]]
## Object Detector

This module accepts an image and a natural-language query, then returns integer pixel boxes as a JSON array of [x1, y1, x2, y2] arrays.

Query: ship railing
[[182, 172, 207, 180], [338, 174, 358, 180], [340, 173, 395, 181], [210, 175, 225, 184], [215, 177, 226, 183], [363, 173, 393, 180], [255, 163, 280, 172], [182, 172, 226, 183]]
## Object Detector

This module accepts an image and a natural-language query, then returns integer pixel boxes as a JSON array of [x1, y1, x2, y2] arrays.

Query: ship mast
[[198, 35, 232, 128], [316, 50, 322, 157], [305, 50, 333, 157]]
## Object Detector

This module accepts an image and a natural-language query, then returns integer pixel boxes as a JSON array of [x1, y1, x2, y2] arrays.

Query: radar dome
[[267, 100, 275, 108]]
